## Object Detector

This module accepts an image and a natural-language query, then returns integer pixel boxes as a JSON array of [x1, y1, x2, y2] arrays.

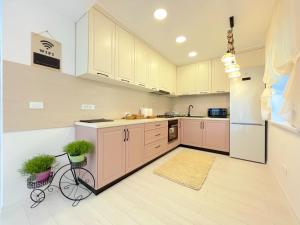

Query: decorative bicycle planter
[[26, 153, 95, 208]]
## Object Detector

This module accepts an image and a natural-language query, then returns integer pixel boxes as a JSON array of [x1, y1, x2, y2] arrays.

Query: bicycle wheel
[[59, 167, 95, 203]]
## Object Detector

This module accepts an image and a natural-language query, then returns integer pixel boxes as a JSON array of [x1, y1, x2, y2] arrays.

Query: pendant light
[[222, 16, 241, 78]]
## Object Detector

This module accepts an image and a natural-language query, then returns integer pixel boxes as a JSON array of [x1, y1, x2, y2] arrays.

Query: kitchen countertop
[[75, 117, 230, 129]]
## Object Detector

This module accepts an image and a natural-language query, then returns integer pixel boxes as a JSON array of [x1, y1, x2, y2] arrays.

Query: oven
[[168, 120, 178, 143]]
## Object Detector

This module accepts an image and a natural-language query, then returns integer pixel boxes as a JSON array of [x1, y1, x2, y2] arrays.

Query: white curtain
[[262, 0, 300, 128]]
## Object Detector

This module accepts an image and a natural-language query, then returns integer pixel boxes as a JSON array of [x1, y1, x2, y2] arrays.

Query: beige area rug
[[154, 149, 215, 190]]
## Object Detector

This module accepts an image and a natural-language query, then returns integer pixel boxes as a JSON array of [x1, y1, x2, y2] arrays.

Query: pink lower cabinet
[[76, 124, 145, 190], [125, 124, 145, 173], [203, 120, 229, 152], [144, 121, 168, 162], [97, 126, 126, 187], [181, 119, 203, 147], [98, 124, 145, 187]]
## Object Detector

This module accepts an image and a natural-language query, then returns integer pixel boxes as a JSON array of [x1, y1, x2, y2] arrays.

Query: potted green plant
[[63, 140, 93, 163], [20, 154, 56, 182]]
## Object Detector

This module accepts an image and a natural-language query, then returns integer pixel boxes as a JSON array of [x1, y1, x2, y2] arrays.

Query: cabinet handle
[[155, 145, 161, 149], [126, 129, 129, 141], [216, 90, 226, 93], [155, 133, 161, 137], [155, 124, 161, 127], [121, 78, 130, 83], [123, 129, 126, 142], [97, 72, 109, 77], [138, 83, 145, 87]]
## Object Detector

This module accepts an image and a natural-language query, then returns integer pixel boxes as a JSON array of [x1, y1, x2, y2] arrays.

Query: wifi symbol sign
[[40, 40, 54, 50]]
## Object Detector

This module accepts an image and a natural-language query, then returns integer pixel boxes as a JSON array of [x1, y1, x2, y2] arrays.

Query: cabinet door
[[181, 119, 203, 147], [169, 64, 177, 95], [134, 39, 148, 87], [195, 61, 211, 94], [125, 124, 145, 173], [116, 26, 135, 83], [98, 126, 126, 187], [211, 59, 229, 93], [148, 50, 159, 90], [203, 120, 229, 152], [89, 8, 115, 78], [177, 64, 196, 95]]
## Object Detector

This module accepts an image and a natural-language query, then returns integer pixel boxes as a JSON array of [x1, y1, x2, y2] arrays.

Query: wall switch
[[29, 101, 44, 109], [81, 104, 96, 110]]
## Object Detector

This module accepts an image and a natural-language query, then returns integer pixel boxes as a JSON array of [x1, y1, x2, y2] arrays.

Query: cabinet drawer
[[145, 121, 168, 131], [144, 138, 167, 162], [145, 127, 168, 144]]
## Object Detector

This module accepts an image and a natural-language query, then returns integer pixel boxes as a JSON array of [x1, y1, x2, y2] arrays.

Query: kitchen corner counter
[[74, 117, 229, 129]]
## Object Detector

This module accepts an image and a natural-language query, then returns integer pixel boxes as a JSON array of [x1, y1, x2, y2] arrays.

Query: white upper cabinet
[[211, 58, 229, 93], [195, 61, 211, 94], [148, 50, 160, 90], [134, 39, 149, 87], [177, 62, 210, 95], [177, 64, 197, 95], [166, 63, 177, 95], [76, 8, 115, 79], [115, 26, 135, 83]]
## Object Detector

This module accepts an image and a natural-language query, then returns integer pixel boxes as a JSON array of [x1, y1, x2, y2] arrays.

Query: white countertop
[[75, 117, 229, 129]]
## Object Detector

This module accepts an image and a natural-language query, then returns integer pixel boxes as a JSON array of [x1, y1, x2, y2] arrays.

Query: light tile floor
[[1, 147, 299, 225]]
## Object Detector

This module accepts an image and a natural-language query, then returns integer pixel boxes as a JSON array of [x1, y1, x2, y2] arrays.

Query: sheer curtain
[[262, 0, 300, 129]]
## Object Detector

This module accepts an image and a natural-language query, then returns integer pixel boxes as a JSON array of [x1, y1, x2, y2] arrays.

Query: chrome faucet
[[187, 105, 194, 117]]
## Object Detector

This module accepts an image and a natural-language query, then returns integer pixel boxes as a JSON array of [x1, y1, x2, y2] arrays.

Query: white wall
[[268, 123, 300, 220], [3, 0, 75, 75], [171, 94, 229, 116], [3, 128, 75, 208], [2, 0, 173, 208]]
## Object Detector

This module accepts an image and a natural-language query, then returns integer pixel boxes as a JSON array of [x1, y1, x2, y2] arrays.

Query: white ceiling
[[42, 0, 276, 66]]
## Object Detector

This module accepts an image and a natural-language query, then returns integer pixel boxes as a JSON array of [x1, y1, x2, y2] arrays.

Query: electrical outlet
[[29, 101, 44, 109], [81, 104, 96, 110], [281, 163, 288, 176]]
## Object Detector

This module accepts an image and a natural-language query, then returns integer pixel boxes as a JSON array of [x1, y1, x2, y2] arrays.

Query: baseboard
[[180, 144, 230, 156]]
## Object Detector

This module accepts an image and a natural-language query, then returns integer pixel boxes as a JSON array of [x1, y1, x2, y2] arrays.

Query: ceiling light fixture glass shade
[[228, 71, 241, 78], [154, 9, 167, 20], [221, 52, 236, 66], [176, 36, 187, 43], [225, 63, 240, 73]]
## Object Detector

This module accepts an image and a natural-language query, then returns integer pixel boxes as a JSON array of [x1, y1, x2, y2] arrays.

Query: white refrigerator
[[230, 66, 266, 163]]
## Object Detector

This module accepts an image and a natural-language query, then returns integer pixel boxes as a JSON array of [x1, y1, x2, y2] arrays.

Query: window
[[271, 76, 289, 123]]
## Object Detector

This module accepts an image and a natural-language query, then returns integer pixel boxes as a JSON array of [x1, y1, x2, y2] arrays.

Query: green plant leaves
[[63, 140, 94, 156]]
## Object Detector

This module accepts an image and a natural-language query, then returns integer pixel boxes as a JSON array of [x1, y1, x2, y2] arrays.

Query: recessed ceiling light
[[153, 8, 167, 20], [176, 36, 187, 43], [188, 51, 198, 57]]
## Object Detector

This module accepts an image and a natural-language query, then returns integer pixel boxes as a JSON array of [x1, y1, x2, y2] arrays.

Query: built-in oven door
[[168, 120, 178, 142]]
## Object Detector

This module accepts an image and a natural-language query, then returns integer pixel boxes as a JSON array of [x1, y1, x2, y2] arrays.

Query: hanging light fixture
[[221, 16, 241, 78]]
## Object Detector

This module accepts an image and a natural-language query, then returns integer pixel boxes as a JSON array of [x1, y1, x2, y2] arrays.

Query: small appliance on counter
[[208, 108, 228, 118]]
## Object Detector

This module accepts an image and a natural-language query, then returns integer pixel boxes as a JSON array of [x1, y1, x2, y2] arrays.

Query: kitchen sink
[[79, 118, 114, 123]]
